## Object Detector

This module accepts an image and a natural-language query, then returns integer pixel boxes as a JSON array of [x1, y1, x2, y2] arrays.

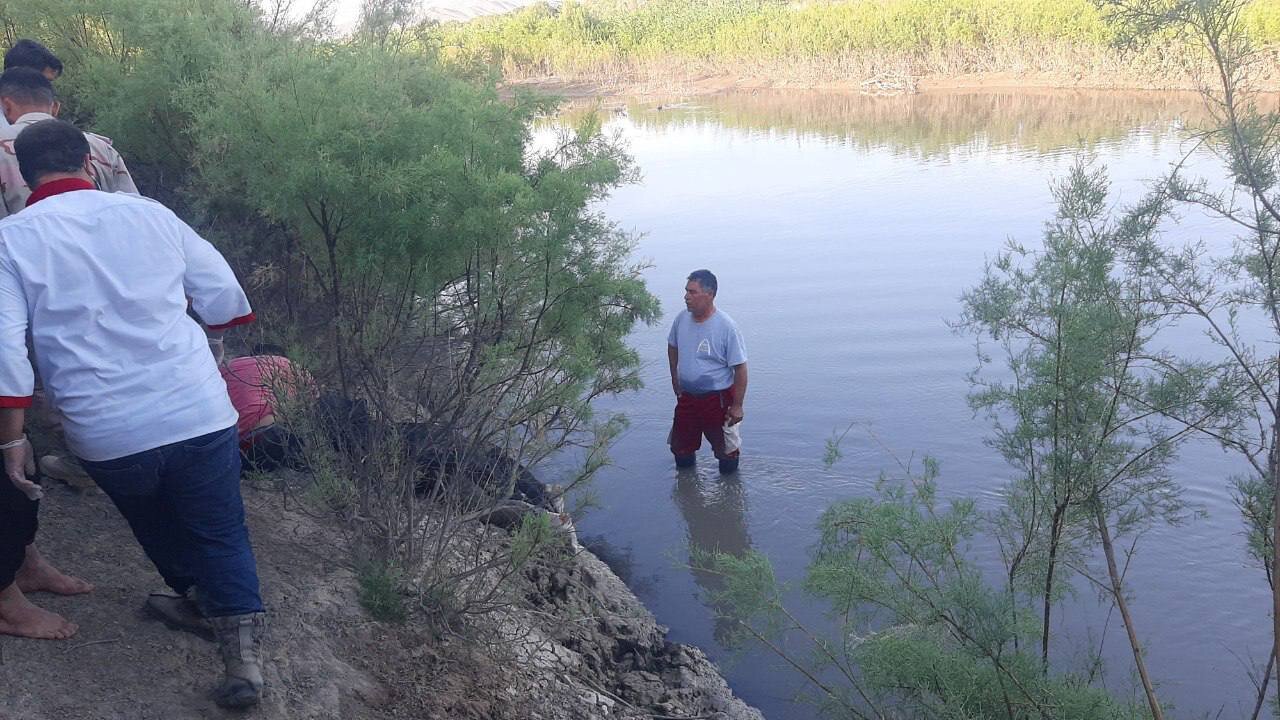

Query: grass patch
[[436, 0, 1280, 86], [358, 561, 409, 624]]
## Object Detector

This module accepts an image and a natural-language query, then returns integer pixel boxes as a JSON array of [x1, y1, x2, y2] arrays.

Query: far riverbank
[[508, 67, 1280, 102]]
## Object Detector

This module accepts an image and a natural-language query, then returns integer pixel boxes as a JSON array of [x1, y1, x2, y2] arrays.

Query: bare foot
[[0, 583, 77, 639], [16, 546, 93, 596]]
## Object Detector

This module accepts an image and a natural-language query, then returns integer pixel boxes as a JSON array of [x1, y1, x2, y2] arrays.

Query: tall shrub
[[1, 0, 659, 619]]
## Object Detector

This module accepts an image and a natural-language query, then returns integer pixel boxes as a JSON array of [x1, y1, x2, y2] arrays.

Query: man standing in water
[[667, 269, 748, 474]]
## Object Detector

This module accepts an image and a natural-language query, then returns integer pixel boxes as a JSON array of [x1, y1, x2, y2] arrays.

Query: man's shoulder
[[5, 189, 162, 226], [85, 130, 116, 146], [712, 309, 739, 330], [85, 131, 120, 155], [92, 193, 181, 229], [40, 188, 146, 210], [12, 113, 54, 130]]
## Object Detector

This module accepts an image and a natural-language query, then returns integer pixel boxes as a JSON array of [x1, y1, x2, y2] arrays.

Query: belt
[[681, 388, 729, 399]]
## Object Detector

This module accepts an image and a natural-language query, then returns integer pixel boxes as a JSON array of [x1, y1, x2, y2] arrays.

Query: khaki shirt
[[0, 112, 138, 219]]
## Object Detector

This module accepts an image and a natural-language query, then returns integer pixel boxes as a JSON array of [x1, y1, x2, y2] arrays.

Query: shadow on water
[[580, 533, 660, 597], [672, 463, 753, 647]]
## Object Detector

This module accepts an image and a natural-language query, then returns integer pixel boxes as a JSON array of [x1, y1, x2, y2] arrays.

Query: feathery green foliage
[[0, 0, 657, 623], [700, 463, 1146, 719], [1100, 2, 1280, 705], [959, 160, 1242, 717]]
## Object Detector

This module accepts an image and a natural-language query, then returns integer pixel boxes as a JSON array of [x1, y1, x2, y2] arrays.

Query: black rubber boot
[[674, 453, 696, 468], [718, 456, 739, 474]]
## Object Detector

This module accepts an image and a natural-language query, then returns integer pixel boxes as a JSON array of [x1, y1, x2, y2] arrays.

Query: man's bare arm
[[668, 344, 681, 397], [0, 406, 22, 443], [727, 363, 747, 425], [0, 406, 37, 500]]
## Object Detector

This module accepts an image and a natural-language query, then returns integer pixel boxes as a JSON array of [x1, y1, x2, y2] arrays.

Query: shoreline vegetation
[[438, 0, 1280, 96]]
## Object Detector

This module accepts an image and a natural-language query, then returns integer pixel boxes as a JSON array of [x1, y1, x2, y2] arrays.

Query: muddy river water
[[550, 89, 1269, 719]]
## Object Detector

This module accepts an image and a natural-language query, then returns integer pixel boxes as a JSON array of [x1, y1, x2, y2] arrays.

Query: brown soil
[[0, 478, 762, 720], [0, 481, 390, 720]]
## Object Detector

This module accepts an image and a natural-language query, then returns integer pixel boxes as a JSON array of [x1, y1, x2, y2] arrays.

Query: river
[[551, 89, 1270, 719]]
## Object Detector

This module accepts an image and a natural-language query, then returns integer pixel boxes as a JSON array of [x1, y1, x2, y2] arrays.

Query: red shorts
[[669, 387, 739, 460]]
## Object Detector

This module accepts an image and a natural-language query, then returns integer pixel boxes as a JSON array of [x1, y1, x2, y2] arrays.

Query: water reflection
[[672, 465, 753, 646], [555, 88, 1280, 158]]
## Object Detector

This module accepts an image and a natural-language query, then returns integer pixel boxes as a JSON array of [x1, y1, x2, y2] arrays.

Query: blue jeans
[[79, 426, 263, 617]]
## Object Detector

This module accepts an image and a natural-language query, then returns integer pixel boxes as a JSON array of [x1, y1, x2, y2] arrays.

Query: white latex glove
[[4, 438, 41, 501], [208, 335, 226, 365]]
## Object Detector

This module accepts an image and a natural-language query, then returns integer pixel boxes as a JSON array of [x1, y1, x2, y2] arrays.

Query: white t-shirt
[[0, 184, 252, 460], [667, 309, 747, 393]]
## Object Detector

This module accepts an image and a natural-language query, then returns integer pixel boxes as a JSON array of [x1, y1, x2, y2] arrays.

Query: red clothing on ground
[[669, 387, 739, 460], [220, 356, 306, 442]]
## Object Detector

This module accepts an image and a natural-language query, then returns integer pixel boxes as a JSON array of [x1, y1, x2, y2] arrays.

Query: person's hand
[[725, 404, 744, 426], [4, 437, 41, 501], [207, 335, 226, 365], [672, 379, 682, 398]]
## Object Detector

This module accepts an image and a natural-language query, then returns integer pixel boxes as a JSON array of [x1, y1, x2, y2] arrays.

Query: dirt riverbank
[[506, 67, 1280, 101], [0, 479, 763, 720]]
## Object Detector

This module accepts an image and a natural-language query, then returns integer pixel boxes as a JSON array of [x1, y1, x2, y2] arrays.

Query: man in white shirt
[[0, 119, 265, 709], [0, 44, 90, 647], [0, 67, 137, 218], [0, 67, 139, 488]]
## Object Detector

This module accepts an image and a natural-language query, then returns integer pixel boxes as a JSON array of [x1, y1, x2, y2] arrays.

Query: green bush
[[358, 561, 409, 624], [2, 0, 655, 627]]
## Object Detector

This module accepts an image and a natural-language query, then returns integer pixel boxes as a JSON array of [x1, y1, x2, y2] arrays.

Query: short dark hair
[[15, 119, 88, 188], [687, 269, 717, 296], [4, 40, 62, 77], [0, 67, 54, 108]]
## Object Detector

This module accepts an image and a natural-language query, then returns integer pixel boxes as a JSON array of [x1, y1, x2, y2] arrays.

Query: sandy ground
[[0, 481, 388, 720]]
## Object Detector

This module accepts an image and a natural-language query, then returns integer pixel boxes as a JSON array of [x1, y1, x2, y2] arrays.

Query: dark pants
[[79, 426, 263, 617], [670, 387, 739, 460], [240, 424, 304, 474], [0, 477, 37, 589]]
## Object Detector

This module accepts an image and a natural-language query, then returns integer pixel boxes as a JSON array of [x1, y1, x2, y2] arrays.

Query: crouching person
[[218, 343, 311, 474], [0, 119, 266, 708]]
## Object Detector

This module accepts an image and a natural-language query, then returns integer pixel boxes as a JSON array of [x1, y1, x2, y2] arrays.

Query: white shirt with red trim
[[0, 182, 254, 460]]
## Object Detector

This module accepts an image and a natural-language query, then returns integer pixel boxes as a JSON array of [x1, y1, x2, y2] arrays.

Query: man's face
[[684, 279, 714, 316]]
